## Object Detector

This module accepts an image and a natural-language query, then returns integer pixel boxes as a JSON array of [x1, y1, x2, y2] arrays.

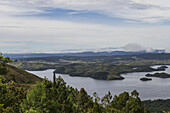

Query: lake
[[27, 65, 170, 100]]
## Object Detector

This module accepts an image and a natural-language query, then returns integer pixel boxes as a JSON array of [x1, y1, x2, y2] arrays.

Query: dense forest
[[0, 76, 150, 112], [142, 99, 170, 113]]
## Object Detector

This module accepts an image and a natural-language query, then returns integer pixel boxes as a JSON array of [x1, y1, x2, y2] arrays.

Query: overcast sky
[[1, 0, 170, 53]]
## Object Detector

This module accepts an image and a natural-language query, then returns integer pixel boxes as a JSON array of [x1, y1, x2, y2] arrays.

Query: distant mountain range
[[3, 49, 166, 59]]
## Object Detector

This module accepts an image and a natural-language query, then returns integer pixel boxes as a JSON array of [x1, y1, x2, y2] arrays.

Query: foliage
[[77, 88, 93, 112], [20, 77, 80, 113], [0, 53, 12, 65], [0, 78, 25, 112], [0, 53, 12, 75], [0, 104, 15, 113], [142, 99, 170, 113]]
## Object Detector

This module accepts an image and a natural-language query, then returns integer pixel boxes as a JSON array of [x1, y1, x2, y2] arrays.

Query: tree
[[0, 53, 12, 65], [111, 92, 129, 110], [122, 90, 150, 113], [0, 53, 12, 75], [93, 92, 103, 113], [77, 88, 93, 112], [101, 91, 112, 108], [21, 78, 78, 113]]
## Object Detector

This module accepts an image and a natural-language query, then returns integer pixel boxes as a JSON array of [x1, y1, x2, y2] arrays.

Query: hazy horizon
[[2, 43, 168, 54]]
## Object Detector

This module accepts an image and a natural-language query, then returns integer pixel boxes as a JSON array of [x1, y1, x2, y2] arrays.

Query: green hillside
[[0, 53, 42, 84], [2, 63, 42, 84]]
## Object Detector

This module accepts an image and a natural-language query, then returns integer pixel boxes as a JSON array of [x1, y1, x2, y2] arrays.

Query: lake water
[[27, 65, 170, 100]]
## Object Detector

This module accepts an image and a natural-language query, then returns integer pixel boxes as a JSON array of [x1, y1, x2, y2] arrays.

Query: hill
[[1, 63, 42, 84]]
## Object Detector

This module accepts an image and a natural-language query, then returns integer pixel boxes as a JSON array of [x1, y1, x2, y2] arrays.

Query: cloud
[[1, 0, 170, 53], [1, 0, 170, 23], [122, 43, 156, 52], [67, 12, 80, 15], [122, 43, 146, 52], [1, 13, 170, 53], [165, 48, 170, 53]]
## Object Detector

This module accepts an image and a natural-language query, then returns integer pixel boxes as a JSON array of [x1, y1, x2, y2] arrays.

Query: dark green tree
[[111, 92, 129, 110], [21, 77, 79, 113], [0, 53, 12, 75], [77, 88, 93, 113], [101, 91, 112, 108], [93, 92, 103, 113], [122, 90, 150, 113]]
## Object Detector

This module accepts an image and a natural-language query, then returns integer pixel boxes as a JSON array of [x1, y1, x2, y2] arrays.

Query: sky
[[1, 0, 170, 53]]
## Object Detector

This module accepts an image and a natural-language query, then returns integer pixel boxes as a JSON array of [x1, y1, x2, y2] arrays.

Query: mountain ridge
[[3, 49, 166, 59]]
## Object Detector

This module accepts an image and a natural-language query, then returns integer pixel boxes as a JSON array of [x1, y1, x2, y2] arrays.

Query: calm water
[[27, 65, 170, 100]]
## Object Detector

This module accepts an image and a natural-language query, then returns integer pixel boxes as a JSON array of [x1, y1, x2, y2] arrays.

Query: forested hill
[[0, 55, 42, 84], [1, 63, 42, 84]]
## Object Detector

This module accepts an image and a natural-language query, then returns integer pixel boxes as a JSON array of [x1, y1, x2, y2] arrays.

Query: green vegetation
[[11, 61, 59, 71], [2, 64, 43, 84], [1, 53, 42, 84], [145, 73, 170, 78], [0, 80, 25, 113], [0, 52, 12, 75], [1, 75, 150, 113], [142, 99, 170, 113]]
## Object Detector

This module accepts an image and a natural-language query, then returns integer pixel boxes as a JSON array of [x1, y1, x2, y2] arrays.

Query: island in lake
[[140, 77, 152, 81], [54, 63, 168, 80], [146, 72, 170, 78]]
